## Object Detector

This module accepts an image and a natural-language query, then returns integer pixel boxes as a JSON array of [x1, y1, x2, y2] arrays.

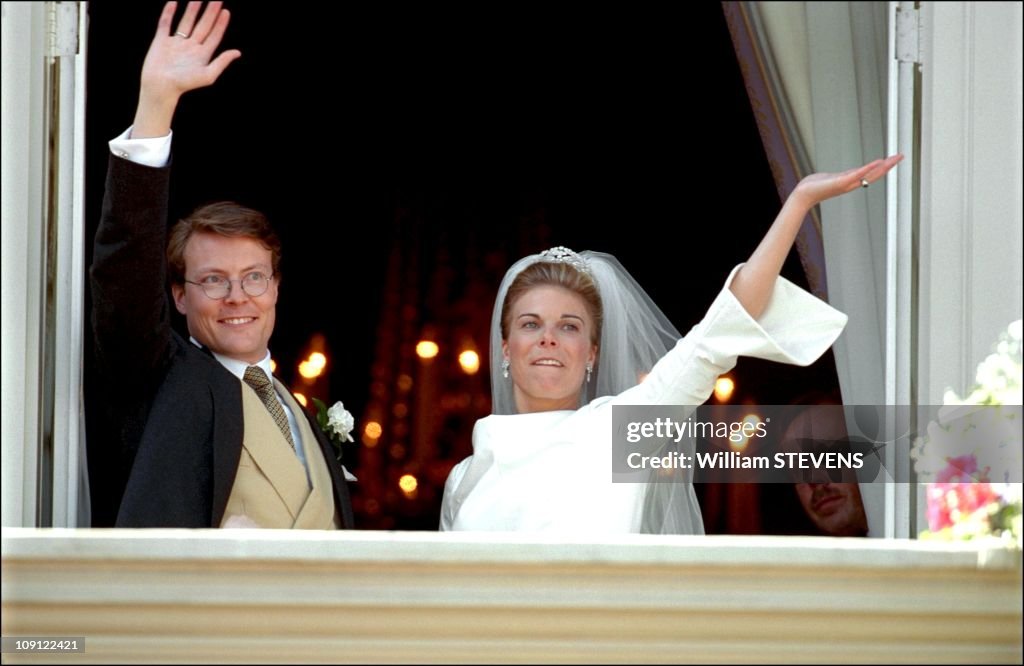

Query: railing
[[2, 528, 1021, 663]]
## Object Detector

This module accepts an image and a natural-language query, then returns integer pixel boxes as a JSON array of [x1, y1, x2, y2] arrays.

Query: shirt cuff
[[108, 126, 172, 168]]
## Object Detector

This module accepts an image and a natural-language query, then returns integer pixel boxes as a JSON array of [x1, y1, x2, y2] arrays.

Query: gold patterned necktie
[[243, 366, 295, 451]]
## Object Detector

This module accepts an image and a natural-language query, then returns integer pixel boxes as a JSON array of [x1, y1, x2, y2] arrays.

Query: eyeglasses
[[183, 271, 274, 299]]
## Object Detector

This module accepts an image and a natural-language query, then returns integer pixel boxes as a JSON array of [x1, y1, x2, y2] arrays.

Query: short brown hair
[[500, 261, 603, 345], [166, 202, 281, 285]]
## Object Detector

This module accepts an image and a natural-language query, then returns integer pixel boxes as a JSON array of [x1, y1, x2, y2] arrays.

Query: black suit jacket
[[90, 155, 354, 528]]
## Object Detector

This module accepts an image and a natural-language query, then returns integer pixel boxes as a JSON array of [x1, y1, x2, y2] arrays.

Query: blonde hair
[[167, 202, 281, 284], [500, 261, 602, 344]]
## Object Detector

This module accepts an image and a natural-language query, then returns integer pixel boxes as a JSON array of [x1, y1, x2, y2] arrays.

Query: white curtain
[[757, 2, 889, 405], [728, 1, 890, 535]]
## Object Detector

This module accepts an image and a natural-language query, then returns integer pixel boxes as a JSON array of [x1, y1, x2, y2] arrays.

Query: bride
[[440, 155, 902, 534]]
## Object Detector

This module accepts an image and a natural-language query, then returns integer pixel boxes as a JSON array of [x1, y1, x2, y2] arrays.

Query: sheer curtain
[[723, 1, 889, 536]]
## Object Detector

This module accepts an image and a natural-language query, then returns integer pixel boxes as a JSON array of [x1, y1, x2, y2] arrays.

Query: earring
[[502, 358, 510, 379], [586, 363, 593, 384]]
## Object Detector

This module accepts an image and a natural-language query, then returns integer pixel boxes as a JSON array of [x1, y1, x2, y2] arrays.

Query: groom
[[91, 1, 354, 528]]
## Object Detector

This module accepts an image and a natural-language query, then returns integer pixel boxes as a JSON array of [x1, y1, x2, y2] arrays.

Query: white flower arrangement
[[943, 319, 1023, 407], [911, 319, 1022, 546]]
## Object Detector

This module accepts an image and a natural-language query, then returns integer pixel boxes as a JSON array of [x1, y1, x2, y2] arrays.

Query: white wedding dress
[[440, 265, 847, 534]]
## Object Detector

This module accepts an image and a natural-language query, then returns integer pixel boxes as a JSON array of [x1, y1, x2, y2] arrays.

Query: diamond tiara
[[538, 246, 591, 275]]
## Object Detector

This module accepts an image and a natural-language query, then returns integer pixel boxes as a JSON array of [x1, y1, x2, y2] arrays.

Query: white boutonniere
[[312, 398, 355, 462]]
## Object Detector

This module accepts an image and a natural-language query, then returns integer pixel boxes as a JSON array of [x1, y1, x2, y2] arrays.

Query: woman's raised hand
[[729, 153, 904, 319], [790, 154, 904, 211]]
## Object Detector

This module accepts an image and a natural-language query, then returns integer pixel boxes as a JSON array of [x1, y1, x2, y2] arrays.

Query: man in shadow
[[779, 402, 869, 537]]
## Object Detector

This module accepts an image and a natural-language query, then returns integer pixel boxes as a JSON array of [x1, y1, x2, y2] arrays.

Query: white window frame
[[1, 0, 87, 528], [4, 1, 1021, 540]]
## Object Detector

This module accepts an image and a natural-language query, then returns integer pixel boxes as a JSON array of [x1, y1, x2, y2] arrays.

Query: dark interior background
[[84, 1, 838, 533]]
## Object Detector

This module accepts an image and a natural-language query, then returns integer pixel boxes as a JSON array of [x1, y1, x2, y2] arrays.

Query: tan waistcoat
[[220, 379, 340, 529]]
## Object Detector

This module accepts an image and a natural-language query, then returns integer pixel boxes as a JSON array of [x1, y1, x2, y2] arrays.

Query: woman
[[440, 155, 903, 534]]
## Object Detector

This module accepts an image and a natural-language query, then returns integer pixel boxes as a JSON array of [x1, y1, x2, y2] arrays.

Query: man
[[780, 403, 868, 537], [91, 1, 354, 528], [793, 481, 868, 537]]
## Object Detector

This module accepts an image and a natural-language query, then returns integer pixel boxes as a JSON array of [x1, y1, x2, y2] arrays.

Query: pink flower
[[926, 481, 1000, 531], [935, 455, 991, 483]]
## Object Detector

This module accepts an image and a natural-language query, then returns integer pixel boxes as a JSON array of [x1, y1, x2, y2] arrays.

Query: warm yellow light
[[398, 474, 418, 495], [729, 413, 763, 452], [362, 421, 382, 448], [416, 340, 439, 359], [458, 350, 480, 375], [298, 351, 327, 379], [293, 392, 308, 407], [270, 359, 277, 373], [714, 376, 735, 402]]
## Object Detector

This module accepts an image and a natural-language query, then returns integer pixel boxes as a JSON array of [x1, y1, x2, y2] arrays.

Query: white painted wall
[[3, 529, 1021, 663], [918, 1, 1024, 404]]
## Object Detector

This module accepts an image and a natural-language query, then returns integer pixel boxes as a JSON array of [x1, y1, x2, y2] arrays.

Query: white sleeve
[[439, 457, 471, 530], [614, 264, 848, 406], [108, 126, 173, 168]]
